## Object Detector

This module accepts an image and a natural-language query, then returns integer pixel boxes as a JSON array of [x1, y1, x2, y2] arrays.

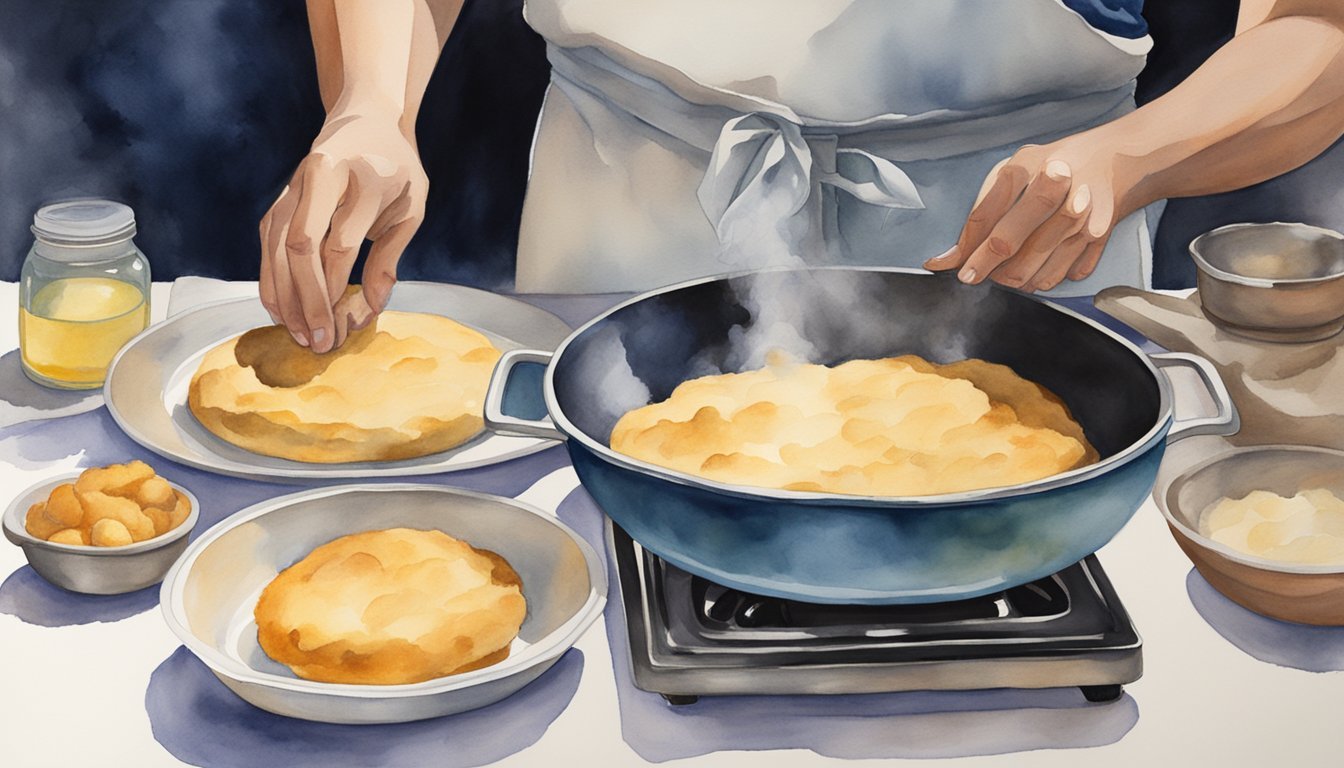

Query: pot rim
[[542, 266, 1175, 508]]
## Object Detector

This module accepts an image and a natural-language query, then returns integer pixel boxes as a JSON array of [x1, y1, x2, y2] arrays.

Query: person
[[260, 0, 1344, 353]]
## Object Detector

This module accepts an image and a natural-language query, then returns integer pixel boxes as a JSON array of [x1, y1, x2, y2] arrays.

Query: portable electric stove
[[609, 522, 1141, 705]]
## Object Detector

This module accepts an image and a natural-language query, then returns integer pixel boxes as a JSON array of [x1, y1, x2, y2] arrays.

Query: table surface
[[1, 280, 1340, 768]]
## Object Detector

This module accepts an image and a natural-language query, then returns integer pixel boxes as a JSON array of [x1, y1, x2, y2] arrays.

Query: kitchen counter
[[1, 280, 1340, 768]]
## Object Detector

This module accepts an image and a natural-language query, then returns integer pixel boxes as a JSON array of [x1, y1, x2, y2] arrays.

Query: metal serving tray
[[106, 281, 572, 481]]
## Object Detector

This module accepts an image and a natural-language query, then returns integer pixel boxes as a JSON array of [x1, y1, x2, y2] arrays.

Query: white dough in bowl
[[1200, 488, 1344, 565]]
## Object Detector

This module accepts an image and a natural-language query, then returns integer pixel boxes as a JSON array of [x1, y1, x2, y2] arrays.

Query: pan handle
[[484, 349, 567, 441], [1151, 352, 1240, 441]]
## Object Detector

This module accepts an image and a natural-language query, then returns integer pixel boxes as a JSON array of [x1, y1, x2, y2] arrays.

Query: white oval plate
[[105, 282, 571, 481], [159, 484, 606, 724]]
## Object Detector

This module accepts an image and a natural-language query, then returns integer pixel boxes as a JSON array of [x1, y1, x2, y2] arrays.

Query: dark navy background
[[3, 0, 1341, 290], [0, 0, 546, 290]]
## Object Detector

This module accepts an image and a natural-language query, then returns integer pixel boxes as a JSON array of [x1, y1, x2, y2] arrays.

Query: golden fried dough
[[24, 461, 192, 546], [135, 476, 176, 510], [254, 528, 527, 685], [168, 492, 192, 529], [24, 503, 63, 540], [45, 484, 85, 528], [611, 356, 1096, 497], [49, 529, 89, 546], [90, 518, 134, 547], [188, 312, 502, 464], [74, 460, 154, 497], [80, 492, 155, 542], [234, 320, 379, 388]]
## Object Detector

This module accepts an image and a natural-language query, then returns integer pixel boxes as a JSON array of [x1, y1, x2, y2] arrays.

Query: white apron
[[516, 0, 1159, 296]]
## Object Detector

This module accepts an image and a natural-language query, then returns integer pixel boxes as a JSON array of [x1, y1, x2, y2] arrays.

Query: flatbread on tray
[[188, 312, 500, 463]]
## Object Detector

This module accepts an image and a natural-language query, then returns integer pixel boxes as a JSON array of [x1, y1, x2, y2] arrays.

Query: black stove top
[[609, 522, 1142, 705]]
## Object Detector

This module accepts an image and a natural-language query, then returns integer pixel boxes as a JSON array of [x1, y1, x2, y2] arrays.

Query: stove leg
[[661, 694, 699, 706], [1080, 684, 1123, 703]]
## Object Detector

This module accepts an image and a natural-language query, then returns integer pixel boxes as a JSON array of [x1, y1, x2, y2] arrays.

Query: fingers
[[260, 186, 301, 326], [1024, 232, 1092, 292], [1068, 239, 1106, 282], [924, 158, 1014, 272], [322, 174, 382, 303], [931, 160, 1029, 274], [988, 183, 1092, 288], [958, 160, 1073, 284], [362, 211, 420, 314], [262, 186, 310, 345], [285, 159, 348, 352], [1022, 189, 1113, 292], [258, 210, 281, 325], [270, 222, 308, 346]]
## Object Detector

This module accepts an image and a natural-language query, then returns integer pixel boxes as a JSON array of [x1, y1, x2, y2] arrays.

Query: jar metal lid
[[32, 199, 138, 248]]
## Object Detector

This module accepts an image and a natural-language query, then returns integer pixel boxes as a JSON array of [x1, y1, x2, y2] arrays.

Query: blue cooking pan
[[486, 267, 1238, 604]]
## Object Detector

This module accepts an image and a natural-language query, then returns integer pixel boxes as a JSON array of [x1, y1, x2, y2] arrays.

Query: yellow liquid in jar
[[20, 277, 149, 389]]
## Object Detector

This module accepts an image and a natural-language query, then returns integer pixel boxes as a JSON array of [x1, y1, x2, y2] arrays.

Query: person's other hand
[[923, 135, 1132, 292], [260, 111, 427, 352]]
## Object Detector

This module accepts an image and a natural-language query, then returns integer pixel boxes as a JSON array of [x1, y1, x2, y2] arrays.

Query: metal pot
[[1190, 222, 1344, 342], [486, 268, 1238, 604]]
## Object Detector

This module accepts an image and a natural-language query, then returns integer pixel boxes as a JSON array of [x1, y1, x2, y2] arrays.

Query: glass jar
[[19, 200, 152, 390]]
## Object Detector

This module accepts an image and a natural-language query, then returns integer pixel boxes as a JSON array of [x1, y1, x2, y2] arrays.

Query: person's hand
[[260, 110, 427, 352], [924, 134, 1134, 292]]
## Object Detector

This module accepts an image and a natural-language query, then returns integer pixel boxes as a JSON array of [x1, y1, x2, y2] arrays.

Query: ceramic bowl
[[159, 483, 606, 724], [2, 471, 200, 595], [1158, 445, 1344, 625], [1189, 222, 1344, 342]]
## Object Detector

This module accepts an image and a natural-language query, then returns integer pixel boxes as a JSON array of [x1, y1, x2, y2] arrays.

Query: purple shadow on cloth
[[0, 406, 571, 626], [0, 350, 105, 430], [145, 645, 584, 768], [554, 486, 1142, 762], [1186, 568, 1344, 672], [0, 566, 158, 626]]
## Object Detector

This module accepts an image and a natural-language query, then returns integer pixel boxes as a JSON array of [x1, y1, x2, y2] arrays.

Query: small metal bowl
[[1158, 445, 1344, 626], [1190, 222, 1344, 342], [159, 484, 606, 724], [2, 472, 200, 595]]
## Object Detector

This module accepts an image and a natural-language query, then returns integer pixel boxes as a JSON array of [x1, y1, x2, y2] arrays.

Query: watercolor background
[[4, 0, 1344, 290]]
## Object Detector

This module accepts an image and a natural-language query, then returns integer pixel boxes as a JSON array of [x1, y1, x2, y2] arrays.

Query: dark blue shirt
[[1061, 0, 1147, 38]]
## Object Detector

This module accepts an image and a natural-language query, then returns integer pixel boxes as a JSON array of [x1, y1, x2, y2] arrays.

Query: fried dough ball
[[49, 528, 90, 546], [80, 491, 156, 542], [135, 476, 176, 510], [143, 492, 190, 537], [74, 460, 155, 498], [143, 506, 172, 537], [24, 461, 193, 546], [24, 503, 63, 540], [90, 518, 134, 547], [45, 484, 85, 528], [168, 492, 192, 529]]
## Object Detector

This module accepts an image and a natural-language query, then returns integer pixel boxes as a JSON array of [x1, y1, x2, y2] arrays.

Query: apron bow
[[697, 112, 924, 263]]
